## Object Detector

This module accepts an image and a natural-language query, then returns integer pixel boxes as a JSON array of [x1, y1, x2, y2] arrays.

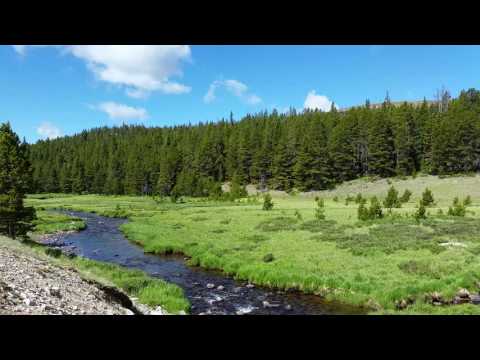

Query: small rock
[[470, 294, 480, 305], [217, 285, 225, 291], [206, 283, 215, 289], [262, 300, 280, 308], [49, 287, 61, 298], [24, 298, 35, 306], [285, 304, 292, 311], [457, 288, 470, 299], [395, 299, 408, 310], [246, 283, 255, 289], [233, 287, 242, 293]]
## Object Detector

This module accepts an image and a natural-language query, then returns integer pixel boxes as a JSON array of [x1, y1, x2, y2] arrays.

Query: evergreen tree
[[0, 123, 36, 239]]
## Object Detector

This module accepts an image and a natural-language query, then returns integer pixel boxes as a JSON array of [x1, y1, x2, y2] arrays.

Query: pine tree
[[0, 123, 36, 239]]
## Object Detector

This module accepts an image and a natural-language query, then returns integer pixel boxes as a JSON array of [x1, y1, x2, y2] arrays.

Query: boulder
[[206, 283, 215, 289], [457, 288, 471, 299]]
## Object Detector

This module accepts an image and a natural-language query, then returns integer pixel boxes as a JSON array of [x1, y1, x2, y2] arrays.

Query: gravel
[[0, 243, 138, 315]]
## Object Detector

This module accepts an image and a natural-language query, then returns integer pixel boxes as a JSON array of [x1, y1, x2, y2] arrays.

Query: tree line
[[27, 88, 480, 197]]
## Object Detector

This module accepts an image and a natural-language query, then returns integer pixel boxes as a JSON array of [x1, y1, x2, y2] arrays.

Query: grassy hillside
[[25, 174, 480, 314]]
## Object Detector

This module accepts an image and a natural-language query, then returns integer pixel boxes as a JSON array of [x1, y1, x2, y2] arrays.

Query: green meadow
[[26, 174, 480, 314]]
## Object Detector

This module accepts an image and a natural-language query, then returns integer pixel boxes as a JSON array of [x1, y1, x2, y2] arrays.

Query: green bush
[[314, 198, 325, 220], [384, 186, 401, 209], [263, 253, 275, 263], [355, 193, 364, 204], [399, 189, 412, 203], [414, 201, 427, 221], [262, 194, 274, 211], [464, 195, 472, 206], [358, 196, 383, 221], [421, 188, 435, 207], [448, 197, 467, 217], [333, 196, 339, 202]]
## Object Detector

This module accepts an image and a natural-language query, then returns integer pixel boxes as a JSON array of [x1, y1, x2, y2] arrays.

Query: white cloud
[[96, 102, 149, 122], [303, 90, 336, 112], [204, 79, 262, 105], [37, 122, 62, 139], [12, 45, 192, 98]]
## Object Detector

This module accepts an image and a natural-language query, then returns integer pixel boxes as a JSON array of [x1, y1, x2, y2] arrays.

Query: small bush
[[294, 210, 303, 221], [414, 201, 427, 221], [314, 198, 325, 220], [262, 194, 274, 211], [421, 188, 435, 207], [263, 253, 275, 263], [368, 196, 383, 219], [45, 247, 62, 258], [333, 196, 339, 202], [357, 196, 383, 221], [384, 186, 401, 209], [464, 195, 472, 206], [355, 193, 364, 204], [399, 189, 412, 203], [448, 197, 467, 217]]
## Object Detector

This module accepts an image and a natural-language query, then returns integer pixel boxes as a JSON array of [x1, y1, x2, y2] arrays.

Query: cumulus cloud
[[37, 122, 62, 139], [303, 90, 336, 112], [204, 79, 262, 105], [96, 102, 149, 122], [12, 45, 192, 98]]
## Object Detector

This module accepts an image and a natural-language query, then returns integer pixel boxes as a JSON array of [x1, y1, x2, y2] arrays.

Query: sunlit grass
[[25, 174, 480, 314]]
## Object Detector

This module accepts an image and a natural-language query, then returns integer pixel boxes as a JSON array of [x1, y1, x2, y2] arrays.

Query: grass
[[32, 210, 86, 235], [25, 174, 480, 314]]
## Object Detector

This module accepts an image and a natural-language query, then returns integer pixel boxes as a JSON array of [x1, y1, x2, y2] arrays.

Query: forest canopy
[[27, 88, 480, 197]]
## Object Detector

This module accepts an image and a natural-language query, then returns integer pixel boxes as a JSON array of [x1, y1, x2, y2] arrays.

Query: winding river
[[48, 211, 364, 315]]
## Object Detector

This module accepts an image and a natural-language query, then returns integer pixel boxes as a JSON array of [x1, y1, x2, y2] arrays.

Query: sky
[[2, 45, 480, 143]]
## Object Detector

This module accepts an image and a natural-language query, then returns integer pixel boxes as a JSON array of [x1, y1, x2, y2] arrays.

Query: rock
[[49, 287, 61, 298], [471, 294, 480, 305], [246, 283, 255, 289], [366, 299, 382, 312], [233, 287, 242, 293], [285, 304, 292, 311], [24, 298, 35, 306], [457, 288, 470, 299], [395, 299, 408, 310], [217, 285, 225, 291], [262, 300, 280, 308], [206, 283, 215, 289]]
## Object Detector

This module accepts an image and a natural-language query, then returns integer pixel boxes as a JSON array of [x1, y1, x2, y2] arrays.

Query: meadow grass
[[25, 175, 480, 314]]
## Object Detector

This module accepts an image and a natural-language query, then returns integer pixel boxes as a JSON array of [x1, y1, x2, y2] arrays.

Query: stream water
[[47, 211, 364, 315]]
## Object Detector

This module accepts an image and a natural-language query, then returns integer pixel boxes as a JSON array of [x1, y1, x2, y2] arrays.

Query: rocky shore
[[0, 239, 170, 315]]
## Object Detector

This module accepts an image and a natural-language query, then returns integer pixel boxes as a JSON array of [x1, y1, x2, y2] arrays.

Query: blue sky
[[2, 45, 480, 143]]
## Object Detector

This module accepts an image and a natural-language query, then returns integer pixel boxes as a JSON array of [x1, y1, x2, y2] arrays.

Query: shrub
[[357, 196, 383, 221], [314, 198, 325, 220], [414, 201, 427, 221], [262, 194, 274, 211], [263, 253, 275, 263], [294, 210, 303, 221], [399, 189, 412, 203], [421, 188, 435, 207], [45, 247, 62, 258], [355, 193, 364, 204], [448, 197, 467, 217], [464, 195, 472, 206], [333, 196, 339, 202], [383, 186, 401, 210], [368, 196, 384, 219], [357, 202, 369, 221]]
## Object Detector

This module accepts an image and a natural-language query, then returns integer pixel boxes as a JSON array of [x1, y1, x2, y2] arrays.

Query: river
[[48, 211, 364, 315]]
